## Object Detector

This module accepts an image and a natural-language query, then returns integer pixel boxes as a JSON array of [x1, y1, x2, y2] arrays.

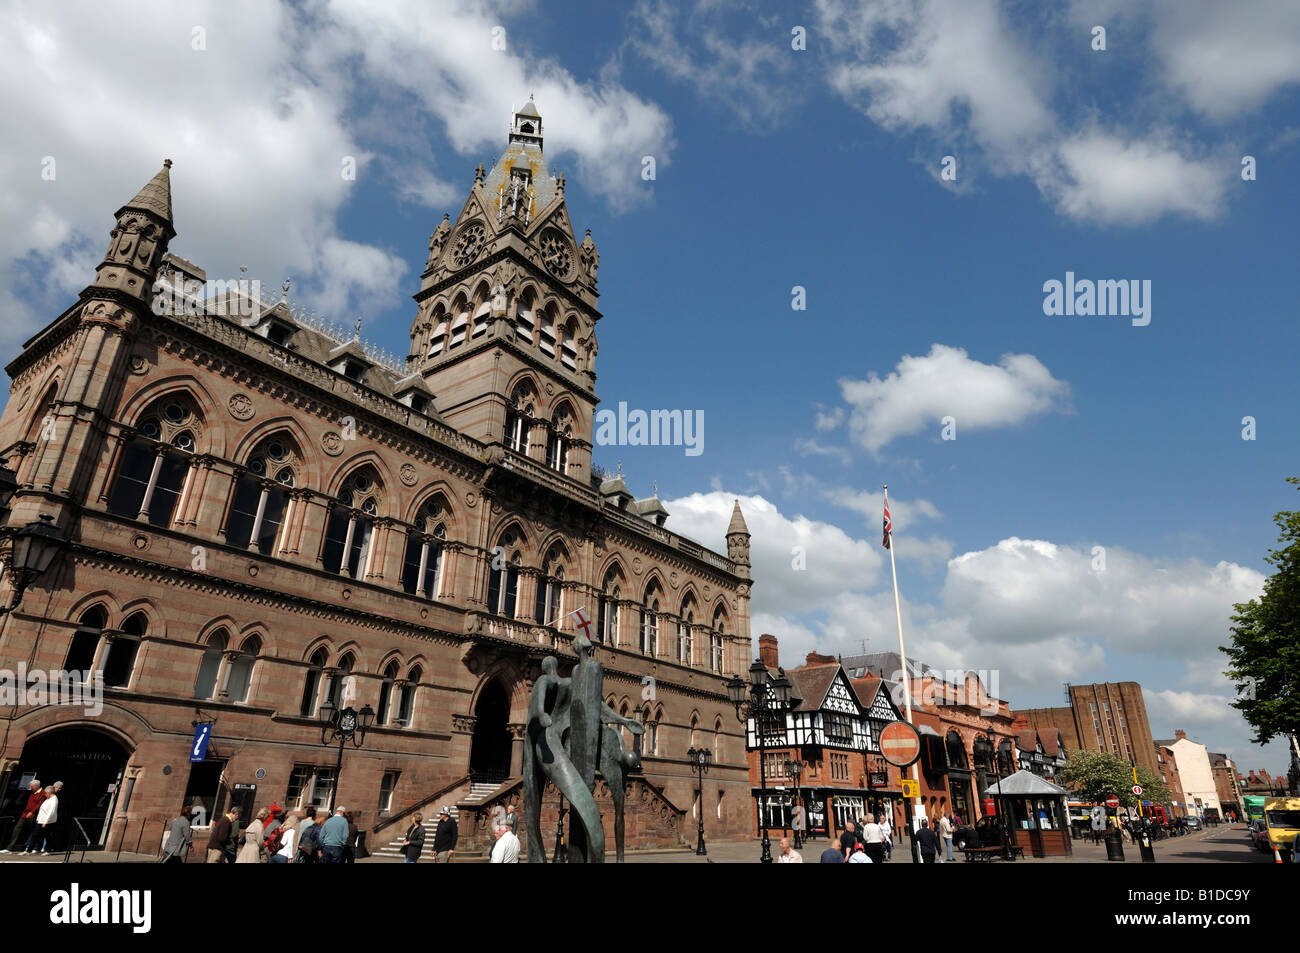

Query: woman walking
[[236, 808, 269, 863], [270, 810, 301, 864]]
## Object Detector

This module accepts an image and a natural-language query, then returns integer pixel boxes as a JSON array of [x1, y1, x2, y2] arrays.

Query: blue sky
[[3, 0, 1298, 774]]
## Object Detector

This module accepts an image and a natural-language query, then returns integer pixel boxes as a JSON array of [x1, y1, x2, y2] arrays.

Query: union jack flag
[[882, 498, 892, 549]]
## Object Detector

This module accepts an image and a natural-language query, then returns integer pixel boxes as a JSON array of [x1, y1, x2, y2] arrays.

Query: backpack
[[263, 820, 284, 855], [298, 823, 320, 855]]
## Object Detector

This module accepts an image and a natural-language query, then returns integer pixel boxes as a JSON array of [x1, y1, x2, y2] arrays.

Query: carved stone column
[[508, 722, 526, 777]]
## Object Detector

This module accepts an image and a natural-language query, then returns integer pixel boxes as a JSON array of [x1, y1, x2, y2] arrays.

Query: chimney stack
[[1174, 729, 1187, 741], [758, 634, 779, 670]]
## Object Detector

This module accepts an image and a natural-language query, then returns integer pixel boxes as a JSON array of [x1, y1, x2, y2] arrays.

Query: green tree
[[1221, 477, 1300, 746], [1058, 750, 1168, 809]]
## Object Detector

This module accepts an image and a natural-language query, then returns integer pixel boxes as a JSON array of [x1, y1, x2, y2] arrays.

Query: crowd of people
[[157, 800, 462, 863], [776, 810, 960, 864]]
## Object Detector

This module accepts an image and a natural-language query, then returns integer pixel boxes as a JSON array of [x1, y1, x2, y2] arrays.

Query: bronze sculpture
[[523, 632, 643, 862]]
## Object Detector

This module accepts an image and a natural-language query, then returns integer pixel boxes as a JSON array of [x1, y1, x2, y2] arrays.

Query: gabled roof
[[787, 665, 841, 713], [984, 769, 1070, 797]]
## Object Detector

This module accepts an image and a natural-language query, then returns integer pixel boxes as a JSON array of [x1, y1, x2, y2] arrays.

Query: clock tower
[[407, 97, 601, 486]]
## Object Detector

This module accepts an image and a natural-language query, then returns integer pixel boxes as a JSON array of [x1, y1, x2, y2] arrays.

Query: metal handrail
[[62, 817, 93, 864]]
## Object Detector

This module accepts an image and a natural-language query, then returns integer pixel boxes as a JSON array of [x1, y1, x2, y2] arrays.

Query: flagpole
[[884, 484, 923, 861]]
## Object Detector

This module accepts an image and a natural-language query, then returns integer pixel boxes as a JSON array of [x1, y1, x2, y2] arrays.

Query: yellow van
[[1263, 797, 1300, 860]]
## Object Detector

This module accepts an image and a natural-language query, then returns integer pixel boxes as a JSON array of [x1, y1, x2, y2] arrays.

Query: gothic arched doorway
[[10, 726, 131, 851], [469, 679, 512, 784]]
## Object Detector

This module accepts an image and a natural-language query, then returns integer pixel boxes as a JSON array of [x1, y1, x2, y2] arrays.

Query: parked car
[[1184, 816, 1203, 831], [1249, 818, 1270, 851]]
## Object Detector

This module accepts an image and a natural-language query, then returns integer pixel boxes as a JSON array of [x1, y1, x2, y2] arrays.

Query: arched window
[[486, 530, 521, 617], [946, 731, 969, 769], [534, 545, 564, 625], [690, 714, 699, 749], [504, 386, 533, 454], [559, 317, 578, 370], [194, 629, 228, 699], [678, 600, 696, 665], [714, 718, 724, 763], [227, 436, 297, 554], [397, 665, 421, 726], [327, 653, 356, 710], [471, 285, 492, 338], [515, 291, 536, 345], [376, 660, 399, 725], [103, 611, 146, 688], [598, 568, 621, 646], [640, 584, 661, 657], [546, 405, 573, 474], [426, 304, 448, 357], [322, 470, 381, 579], [402, 498, 447, 600], [65, 606, 107, 678], [226, 635, 260, 703], [710, 606, 727, 674], [648, 707, 664, 757], [448, 294, 469, 350], [107, 396, 201, 526], [300, 648, 328, 717], [538, 307, 557, 357]]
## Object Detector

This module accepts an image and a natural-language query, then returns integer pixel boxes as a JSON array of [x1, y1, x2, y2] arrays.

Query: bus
[[1243, 795, 1266, 823]]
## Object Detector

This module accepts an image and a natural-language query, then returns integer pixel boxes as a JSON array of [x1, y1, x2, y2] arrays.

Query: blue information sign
[[190, 723, 212, 762]]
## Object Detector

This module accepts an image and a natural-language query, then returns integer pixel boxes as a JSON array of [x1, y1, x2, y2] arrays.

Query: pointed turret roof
[[120, 159, 174, 225], [727, 500, 749, 535], [517, 95, 540, 118]]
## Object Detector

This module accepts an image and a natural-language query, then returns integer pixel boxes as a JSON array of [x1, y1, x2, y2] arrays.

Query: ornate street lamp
[[687, 746, 712, 855], [984, 722, 1013, 860], [784, 756, 805, 849], [0, 514, 67, 616], [318, 698, 375, 813], [728, 662, 793, 864]]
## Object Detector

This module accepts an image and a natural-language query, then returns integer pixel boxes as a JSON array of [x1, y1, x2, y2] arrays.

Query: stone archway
[[11, 726, 132, 850], [469, 678, 513, 784]]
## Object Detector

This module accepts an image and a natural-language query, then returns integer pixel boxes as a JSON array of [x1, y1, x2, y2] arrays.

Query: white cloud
[[814, 0, 1246, 225], [1039, 131, 1227, 224], [0, 0, 673, 353], [793, 437, 853, 466], [836, 344, 1070, 454], [1148, 0, 1300, 120]]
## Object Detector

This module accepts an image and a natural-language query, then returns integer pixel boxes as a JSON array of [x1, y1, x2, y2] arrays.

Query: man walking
[[433, 806, 457, 863], [295, 810, 326, 863], [206, 806, 239, 863], [939, 812, 954, 863], [489, 822, 520, 863], [838, 819, 860, 860], [318, 806, 350, 863], [504, 802, 518, 835], [160, 806, 193, 863], [0, 780, 44, 854], [915, 818, 939, 863], [860, 814, 886, 865], [401, 813, 425, 863]]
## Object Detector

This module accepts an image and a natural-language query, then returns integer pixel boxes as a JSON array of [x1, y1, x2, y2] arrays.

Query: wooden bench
[[962, 844, 1025, 862]]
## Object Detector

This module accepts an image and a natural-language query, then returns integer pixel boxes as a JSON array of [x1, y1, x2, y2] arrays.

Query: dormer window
[[267, 322, 292, 347], [344, 360, 365, 382], [410, 394, 429, 415]]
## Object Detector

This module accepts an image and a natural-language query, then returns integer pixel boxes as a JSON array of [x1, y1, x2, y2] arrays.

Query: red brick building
[[0, 102, 755, 856]]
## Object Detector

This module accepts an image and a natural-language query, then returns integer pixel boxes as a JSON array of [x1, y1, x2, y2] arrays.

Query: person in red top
[[1, 780, 46, 853]]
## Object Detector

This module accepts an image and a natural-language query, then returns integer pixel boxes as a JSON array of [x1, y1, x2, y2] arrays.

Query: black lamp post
[[318, 697, 374, 813], [687, 746, 711, 855], [0, 514, 67, 616], [984, 723, 1013, 860], [784, 756, 804, 849], [727, 660, 792, 864]]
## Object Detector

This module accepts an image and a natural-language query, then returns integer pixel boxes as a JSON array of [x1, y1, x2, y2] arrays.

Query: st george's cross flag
[[569, 606, 594, 640], [882, 497, 892, 549]]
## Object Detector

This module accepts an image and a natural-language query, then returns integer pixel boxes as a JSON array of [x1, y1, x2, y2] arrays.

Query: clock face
[[450, 222, 486, 268], [539, 229, 573, 279]]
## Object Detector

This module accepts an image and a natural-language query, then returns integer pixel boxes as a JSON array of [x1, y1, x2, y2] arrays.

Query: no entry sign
[[879, 721, 921, 768], [1105, 796, 1120, 808]]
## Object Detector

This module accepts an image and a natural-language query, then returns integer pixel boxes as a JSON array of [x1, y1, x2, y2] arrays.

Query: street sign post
[[1132, 784, 1143, 796], [900, 778, 920, 798]]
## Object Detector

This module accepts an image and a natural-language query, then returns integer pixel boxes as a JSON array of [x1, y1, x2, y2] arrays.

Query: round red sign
[[1105, 796, 1120, 808], [878, 720, 921, 768]]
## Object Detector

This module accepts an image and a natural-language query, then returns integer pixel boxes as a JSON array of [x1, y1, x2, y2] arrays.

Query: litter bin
[[1104, 828, 1126, 861]]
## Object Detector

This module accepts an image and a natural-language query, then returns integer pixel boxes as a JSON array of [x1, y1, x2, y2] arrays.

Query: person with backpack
[[268, 809, 299, 864], [261, 804, 284, 857], [296, 809, 326, 863]]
